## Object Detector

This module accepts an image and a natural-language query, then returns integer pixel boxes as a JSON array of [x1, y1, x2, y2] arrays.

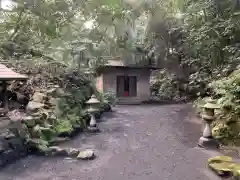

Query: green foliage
[[210, 70, 240, 111], [54, 119, 73, 135], [150, 70, 190, 101], [195, 70, 240, 144], [64, 110, 87, 129], [182, 0, 240, 73], [102, 92, 116, 105], [0, 0, 150, 68], [148, 0, 240, 103], [28, 138, 50, 153], [39, 127, 56, 142]]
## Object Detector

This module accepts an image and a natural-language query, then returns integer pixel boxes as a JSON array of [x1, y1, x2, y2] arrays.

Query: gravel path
[[0, 104, 221, 180]]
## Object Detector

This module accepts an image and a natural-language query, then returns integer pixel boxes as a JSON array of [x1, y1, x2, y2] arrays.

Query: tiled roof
[[106, 60, 125, 67], [102, 56, 134, 67], [0, 64, 28, 80], [99, 56, 158, 69]]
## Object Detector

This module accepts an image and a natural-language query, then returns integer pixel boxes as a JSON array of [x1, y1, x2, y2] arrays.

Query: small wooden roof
[[105, 59, 125, 67], [0, 64, 28, 81]]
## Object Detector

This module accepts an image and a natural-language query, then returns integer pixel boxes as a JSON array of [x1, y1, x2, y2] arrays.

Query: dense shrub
[[150, 69, 192, 101], [195, 70, 240, 145], [102, 92, 116, 106], [150, 64, 236, 103]]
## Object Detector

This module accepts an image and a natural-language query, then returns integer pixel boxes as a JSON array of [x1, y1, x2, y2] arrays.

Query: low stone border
[[45, 147, 95, 160]]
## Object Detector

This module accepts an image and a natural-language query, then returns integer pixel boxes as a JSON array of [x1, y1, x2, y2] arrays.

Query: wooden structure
[[95, 57, 157, 104], [0, 64, 28, 112]]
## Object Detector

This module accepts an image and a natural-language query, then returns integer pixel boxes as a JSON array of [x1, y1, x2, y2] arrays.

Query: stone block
[[47, 97, 58, 106], [26, 101, 45, 113], [48, 146, 68, 156], [23, 116, 36, 127], [32, 92, 47, 103], [77, 149, 95, 160], [68, 148, 79, 157]]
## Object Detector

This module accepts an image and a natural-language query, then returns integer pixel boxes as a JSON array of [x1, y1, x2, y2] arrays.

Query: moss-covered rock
[[208, 156, 240, 178]]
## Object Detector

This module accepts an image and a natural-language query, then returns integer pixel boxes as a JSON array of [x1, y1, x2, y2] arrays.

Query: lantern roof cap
[[203, 99, 220, 109], [86, 95, 100, 104]]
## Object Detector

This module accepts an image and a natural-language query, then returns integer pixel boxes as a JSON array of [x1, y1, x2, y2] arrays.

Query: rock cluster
[[0, 84, 112, 168], [24, 87, 89, 152], [0, 87, 74, 154], [46, 146, 95, 160]]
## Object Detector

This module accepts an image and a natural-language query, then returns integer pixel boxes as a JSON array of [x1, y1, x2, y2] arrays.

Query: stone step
[[116, 97, 142, 105]]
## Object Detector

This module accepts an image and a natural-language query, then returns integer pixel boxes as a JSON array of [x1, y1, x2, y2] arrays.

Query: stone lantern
[[198, 99, 220, 149], [86, 94, 100, 133]]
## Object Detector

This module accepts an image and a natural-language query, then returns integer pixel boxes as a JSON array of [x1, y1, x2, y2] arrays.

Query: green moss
[[208, 156, 240, 178]]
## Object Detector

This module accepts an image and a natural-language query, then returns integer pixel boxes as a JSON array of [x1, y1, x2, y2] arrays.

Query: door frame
[[116, 75, 137, 97]]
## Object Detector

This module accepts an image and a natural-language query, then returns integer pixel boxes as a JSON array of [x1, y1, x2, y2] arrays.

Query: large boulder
[[208, 156, 240, 178], [77, 149, 95, 160], [32, 92, 47, 103], [26, 101, 45, 113]]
